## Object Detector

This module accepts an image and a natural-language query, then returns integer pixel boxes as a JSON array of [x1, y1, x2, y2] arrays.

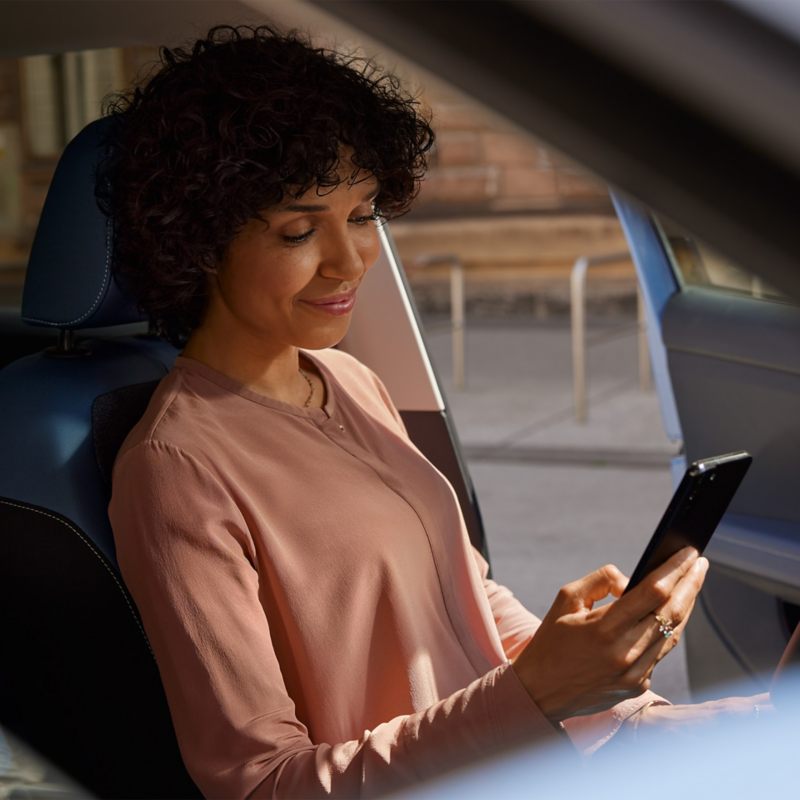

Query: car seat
[[0, 118, 201, 798]]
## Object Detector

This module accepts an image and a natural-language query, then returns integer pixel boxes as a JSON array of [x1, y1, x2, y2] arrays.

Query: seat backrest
[[0, 119, 201, 798]]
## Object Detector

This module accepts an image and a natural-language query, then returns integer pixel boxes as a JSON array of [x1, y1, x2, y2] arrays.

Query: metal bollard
[[409, 253, 467, 391], [571, 252, 648, 423], [638, 287, 652, 392]]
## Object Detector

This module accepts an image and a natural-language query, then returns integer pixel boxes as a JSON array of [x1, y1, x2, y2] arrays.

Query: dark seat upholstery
[[0, 119, 201, 798]]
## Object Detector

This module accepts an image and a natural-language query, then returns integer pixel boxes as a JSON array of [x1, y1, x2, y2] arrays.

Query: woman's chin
[[295, 321, 351, 351]]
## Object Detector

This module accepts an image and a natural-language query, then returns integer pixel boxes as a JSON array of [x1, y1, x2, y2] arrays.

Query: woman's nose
[[319, 228, 372, 282]]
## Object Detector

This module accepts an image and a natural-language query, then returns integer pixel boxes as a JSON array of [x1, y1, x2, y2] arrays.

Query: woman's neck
[[182, 326, 323, 409]]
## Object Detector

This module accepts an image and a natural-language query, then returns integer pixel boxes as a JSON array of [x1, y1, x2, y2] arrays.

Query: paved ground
[[422, 315, 692, 704]]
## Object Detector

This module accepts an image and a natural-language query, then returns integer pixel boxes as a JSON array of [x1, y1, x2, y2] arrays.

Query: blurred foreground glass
[[394, 670, 800, 800], [0, 724, 91, 798]]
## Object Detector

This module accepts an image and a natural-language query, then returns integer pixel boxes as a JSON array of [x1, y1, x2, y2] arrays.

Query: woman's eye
[[282, 229, 315, 244], [349, 213, 379, 225]]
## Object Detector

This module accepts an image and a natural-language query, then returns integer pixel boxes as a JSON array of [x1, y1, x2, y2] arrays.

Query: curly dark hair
[[97, 24, 434, 345]]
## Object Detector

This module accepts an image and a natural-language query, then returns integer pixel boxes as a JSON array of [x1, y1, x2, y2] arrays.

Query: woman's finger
[[636, 557, 706, 638], [654, 556, 708, 632], [615, 608, 697, 693], [627, 566, 707, 677], [614, 547, 701, 623], [606, 603, 689, 680], [628, 596, 696, 673], [632, 694, 776, 743], [616, 557, 708, 674], [550, 564, 629, 615]]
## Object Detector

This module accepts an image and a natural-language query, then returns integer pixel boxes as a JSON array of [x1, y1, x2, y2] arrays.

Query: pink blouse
[[109, 350, 660, 798]]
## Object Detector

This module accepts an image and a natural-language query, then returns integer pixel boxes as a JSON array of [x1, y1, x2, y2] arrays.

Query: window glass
[[22, 49, 123, 158], [22, 55, 63, 157], [0, 123, 20, 234], [655, 215, 790, 302], [62, 49, 123, 141]]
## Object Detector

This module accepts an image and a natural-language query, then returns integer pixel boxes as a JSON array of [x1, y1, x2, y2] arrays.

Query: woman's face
[[207, 171, 381, 353]]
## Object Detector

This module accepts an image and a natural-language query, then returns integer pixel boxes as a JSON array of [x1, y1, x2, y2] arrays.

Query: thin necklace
[[298, 367, 314, 408]]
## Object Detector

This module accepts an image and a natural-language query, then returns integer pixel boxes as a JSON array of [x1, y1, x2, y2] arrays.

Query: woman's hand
[[631, 693, 773, 741], [511, 547, 708, 722]]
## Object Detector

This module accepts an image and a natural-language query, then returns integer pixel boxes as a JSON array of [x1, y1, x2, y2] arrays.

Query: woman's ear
[[205, 245, 232, 276], [201, 258, 220, 276]]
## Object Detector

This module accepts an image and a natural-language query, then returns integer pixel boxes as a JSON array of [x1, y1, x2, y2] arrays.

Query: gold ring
[[655, 615, 674, 638]]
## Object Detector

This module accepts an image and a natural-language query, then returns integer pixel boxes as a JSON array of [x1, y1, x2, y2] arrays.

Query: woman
[[104, 25, 765, 799]]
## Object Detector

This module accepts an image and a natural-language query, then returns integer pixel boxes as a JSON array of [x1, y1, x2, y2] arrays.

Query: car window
[[0, 48, 150, 367], [0, 48, 145, 314], [23, 49, 124, 156], [654, 214, 792, 303]]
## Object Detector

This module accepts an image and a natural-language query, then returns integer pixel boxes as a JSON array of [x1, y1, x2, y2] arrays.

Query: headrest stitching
[[0, 498, 156, 660], [22, 217, 113, 328]]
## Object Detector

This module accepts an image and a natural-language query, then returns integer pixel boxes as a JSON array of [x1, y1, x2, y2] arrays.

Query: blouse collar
[[173, 350, 336, 419]]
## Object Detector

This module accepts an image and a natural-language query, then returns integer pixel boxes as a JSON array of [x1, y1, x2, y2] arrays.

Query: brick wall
[[393, 80, 633, 316], [413, 82, 611, 216]]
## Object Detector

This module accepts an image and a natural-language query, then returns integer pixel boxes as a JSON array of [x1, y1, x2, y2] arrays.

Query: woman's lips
[[301, 291, 357, 316]]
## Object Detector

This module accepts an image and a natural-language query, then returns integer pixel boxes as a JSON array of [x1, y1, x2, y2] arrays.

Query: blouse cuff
[[489, 662, 571, 751], [562, 690, 670, 757]]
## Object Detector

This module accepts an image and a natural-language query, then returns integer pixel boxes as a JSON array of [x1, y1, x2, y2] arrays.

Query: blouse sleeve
[[471, 547, 541, 661], [110, 441, 565, 799], [470, 548, 669, 757]]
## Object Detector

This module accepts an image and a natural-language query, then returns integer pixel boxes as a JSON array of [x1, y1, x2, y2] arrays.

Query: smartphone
[[623, 451, 752, 594]]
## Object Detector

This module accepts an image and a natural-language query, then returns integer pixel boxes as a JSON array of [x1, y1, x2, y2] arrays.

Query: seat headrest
[[22, 117, 143, 330]]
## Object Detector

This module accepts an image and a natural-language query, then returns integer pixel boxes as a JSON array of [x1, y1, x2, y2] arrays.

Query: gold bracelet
[[632, 701, 656, 744]]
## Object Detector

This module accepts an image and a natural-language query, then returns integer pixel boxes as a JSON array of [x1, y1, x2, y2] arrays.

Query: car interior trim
[[339, 225, 445, 412], [0, 497, 154, 657], [21, 117, 144, 331], [707, 514, 800, 600], [663, 288, 800, 368], [22, 217, 111, 329], [610, 192, 682, 443], [400, 410, 487, 557], [696, 590, 756, 684], [666, 346, 800, 380]]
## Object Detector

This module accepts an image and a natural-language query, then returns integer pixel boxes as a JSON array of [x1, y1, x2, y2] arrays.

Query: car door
[[613, 191, 800, 699]]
